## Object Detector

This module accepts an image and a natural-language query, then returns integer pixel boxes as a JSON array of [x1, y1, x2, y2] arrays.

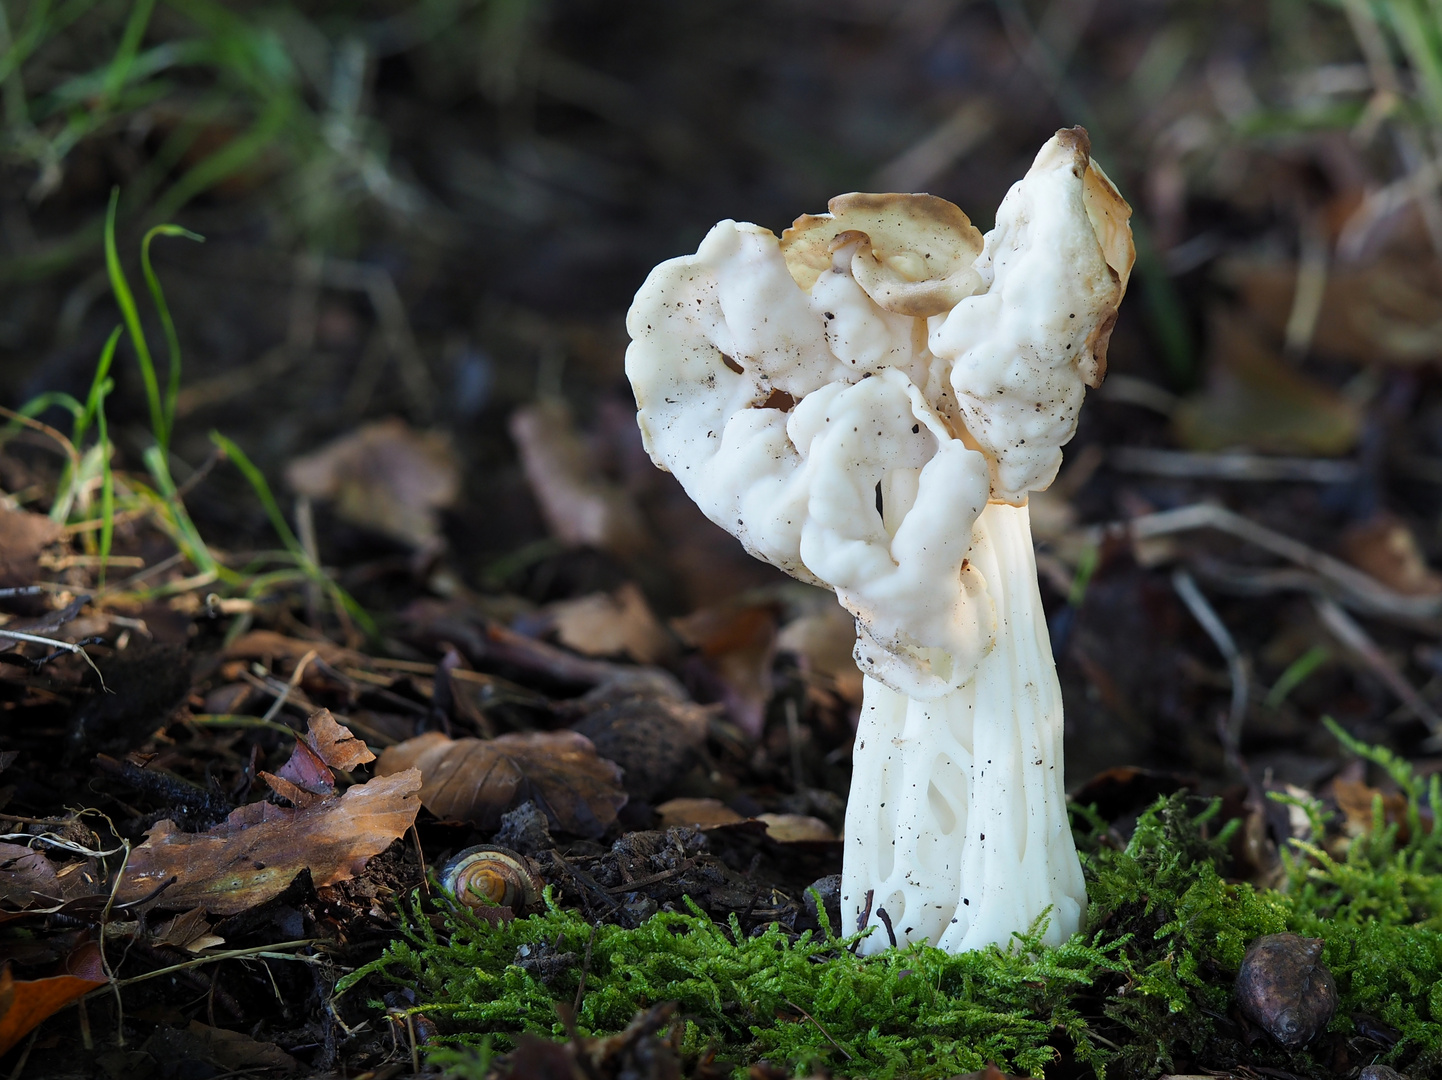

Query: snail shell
[[441, 845, 542, 911]]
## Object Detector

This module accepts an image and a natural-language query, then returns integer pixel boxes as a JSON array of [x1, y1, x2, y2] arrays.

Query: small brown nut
[[1234, 932, 1338, 1049]]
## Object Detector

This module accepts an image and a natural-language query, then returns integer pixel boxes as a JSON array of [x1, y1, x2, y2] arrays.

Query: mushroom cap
[[781, 192, 985, 317], [625, 128, 1133, 694]]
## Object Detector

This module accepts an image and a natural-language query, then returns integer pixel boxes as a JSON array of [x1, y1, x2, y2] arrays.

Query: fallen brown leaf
[[545, 584, 675, 665], [153, 908, 225, 953], [1331, 778, 1425, 841], [224, 629, 367, 669], [285, 418, 459, 549], [304, 708, 377, 770], [509, 400, 650, 556], [1172, 316, 1360, 456], [1341, 514, 1442, 596], [655, 797, 744, 829], [376, 730, 626, 837], [0, 941, 107, 1056], [0, 844, 60, 909], [672, 602, 778, 738], [1224, 254, 1442, 366], [757, 813, 837, 843], [0, 508, 63, 589], [118, 767, 421, 914], [141, 1020, 298, 1075], [777, 604, 864, 704]]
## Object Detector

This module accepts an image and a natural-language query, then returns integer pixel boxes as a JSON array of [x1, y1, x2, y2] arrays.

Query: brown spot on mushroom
[[758, 388, 797, 412], [778, 192, 985, 316]]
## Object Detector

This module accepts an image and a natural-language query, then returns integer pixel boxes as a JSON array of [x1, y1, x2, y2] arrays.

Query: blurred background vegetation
[[10, 0, 1442, 780]]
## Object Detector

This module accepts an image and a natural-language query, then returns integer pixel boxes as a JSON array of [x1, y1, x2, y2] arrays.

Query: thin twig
[[1312, 597, 1442, 735], [98, 841, 132, 1044], [1100, 503, 1442, 620], [260, 649, 318, 724], [783, 998, 852, 1061], [1110, 448, 1359, 483], [0, 627, 109, 690], [86, 940, 318, 996], [0, 405, 79, 473], [1173, 570, 1249, 776]]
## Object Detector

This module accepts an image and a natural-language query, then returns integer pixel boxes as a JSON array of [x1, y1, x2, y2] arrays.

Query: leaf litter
[[13, 4, 1442, 1078]]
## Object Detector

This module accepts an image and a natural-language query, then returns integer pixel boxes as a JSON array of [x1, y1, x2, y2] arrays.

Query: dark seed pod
[[441, 845, 542, 911], [1234, 932, 1337, 1048]]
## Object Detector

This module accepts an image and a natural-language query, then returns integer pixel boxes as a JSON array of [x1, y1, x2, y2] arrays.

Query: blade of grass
[[100, 0, 156, 107], [210, 432, 378, 638], [94, 378, 115, 586], [208, 433, 302, 553], [148, 94, 292, 222], [1264, 644, 1331, 710], [104, 188, 166, 449], [141, 446, 216, 578], [140, 224, 204, 442]]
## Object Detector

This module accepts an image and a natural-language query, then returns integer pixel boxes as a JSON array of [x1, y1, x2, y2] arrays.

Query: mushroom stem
[[840, 501, 1083, 954]]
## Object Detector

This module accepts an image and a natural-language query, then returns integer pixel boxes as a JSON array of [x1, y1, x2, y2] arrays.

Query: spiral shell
[[441, 845, 542, 911]]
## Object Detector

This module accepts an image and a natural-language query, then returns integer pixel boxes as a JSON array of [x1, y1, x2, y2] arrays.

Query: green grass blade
[[208, 432, 303, 555], [1264, 644, 1330, 709], [104, 187, 166, 448], [95, 377, 114, 586], [149, 95, 292, 221], [5, 391, 82, 436], [210, 431, 378, 639], [101, 0, 157, 106], [74, 325, 123, 450], [141, 224, 204, 443], [142, 445, 216, 577]]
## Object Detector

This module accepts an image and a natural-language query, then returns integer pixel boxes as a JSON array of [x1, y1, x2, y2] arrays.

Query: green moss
[[341, 733, 1442, 1078]]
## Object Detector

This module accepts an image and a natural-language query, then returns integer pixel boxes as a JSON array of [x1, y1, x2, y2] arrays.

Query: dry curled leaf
[[671, 602, 778, 738], [224, 629, 366, 669], [285, 418, 459, 549], [0, 844, 60, 909], [655, 798, 745, 829], [0, 508, 64, 589], [545, 584, 675, 665], [1173, 316, 1360, 456], [118, 767, 421, 914], [1341, 514, 1442, 597], [153, 908, 225, 953], [777, 603, 864, 705], [376, 730, 626, 838], [0, 941, 107, 1056], [509, 400, 650, 556], [1224, 255, 1442, 366]]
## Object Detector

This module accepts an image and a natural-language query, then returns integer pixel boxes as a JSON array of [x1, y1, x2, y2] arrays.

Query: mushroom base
[[839, 501, 1085, 954]]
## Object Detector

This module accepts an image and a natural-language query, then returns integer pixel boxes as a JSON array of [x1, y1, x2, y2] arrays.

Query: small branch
[[783, 998, 852, 1061], [1313, 597, 1442, 736], [1110, 448, 1359, 483], [1100, 503, 1442, 621], [1173, 570, 1249, 776], [259, 649, 318, 724], [0, 627, 109, 690]]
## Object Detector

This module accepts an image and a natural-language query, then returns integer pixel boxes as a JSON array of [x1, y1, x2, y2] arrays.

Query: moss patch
[[341, 735, 1442, 1077]]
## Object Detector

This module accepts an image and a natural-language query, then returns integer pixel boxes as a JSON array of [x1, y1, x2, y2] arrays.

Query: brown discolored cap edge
[[1054, 125, 1092, 159]]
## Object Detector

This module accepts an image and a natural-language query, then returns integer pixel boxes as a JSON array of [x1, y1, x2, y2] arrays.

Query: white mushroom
[[625, 127, 1133, 953]]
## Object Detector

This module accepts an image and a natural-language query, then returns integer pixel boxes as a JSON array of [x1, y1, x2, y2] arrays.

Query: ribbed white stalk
[[839, 501, 1084, 954]]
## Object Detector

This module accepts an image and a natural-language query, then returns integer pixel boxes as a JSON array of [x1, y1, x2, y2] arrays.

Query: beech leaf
[[376, 730, 626, 837]]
